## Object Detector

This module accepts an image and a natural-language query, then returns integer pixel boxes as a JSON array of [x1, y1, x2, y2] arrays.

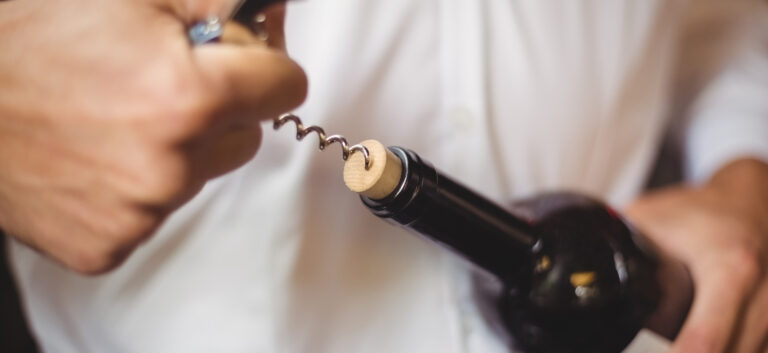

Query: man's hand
[[0, 0, 306, 274], [626, 159, 768, 353]]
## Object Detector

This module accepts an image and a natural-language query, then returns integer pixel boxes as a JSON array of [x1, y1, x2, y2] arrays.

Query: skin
[[627, 158, 768, 353], [0, 0, 306, 274], [0, 0, 766, 352]]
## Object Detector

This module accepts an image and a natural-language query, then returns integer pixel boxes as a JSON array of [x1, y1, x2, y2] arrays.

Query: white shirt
[[10, 1, 768, 352]]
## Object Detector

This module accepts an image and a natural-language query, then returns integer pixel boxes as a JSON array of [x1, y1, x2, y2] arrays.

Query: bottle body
[[360, 147, 661, 353], [502, 193, 661, 352]]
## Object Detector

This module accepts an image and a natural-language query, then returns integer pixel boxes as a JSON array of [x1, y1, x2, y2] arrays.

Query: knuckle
[[165, 91, 218, 138], [723, 244, 765, 286], [138, 167, 193, 205], [67, 243, 127, 275], [110, 210, 163, 245], [145, 157, 182, 190], [125, 148, 196, 205], [66, 214, 162, 275], [135, 66, 218, 140]]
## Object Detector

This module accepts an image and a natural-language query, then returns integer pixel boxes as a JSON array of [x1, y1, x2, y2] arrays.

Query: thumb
[[670, 262, 756, 353], [193, 43, 307, 124]]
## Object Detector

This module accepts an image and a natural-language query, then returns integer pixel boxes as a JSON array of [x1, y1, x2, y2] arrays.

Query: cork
[[343, 140, 403, 200]]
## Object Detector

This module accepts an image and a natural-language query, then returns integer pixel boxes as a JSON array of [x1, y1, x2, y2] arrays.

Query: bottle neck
[[361, 147, 537, 283]]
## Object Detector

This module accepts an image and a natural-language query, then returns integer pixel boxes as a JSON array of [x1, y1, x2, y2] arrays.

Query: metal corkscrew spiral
[[188, 2, 371, 169], [273, 114, 372, 169]]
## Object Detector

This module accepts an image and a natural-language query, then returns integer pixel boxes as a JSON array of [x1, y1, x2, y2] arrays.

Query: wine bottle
[[343, 140, 684, 353]]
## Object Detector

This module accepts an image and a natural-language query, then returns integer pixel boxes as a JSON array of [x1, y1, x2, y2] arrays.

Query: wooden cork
[[343, 140, 403, 200]]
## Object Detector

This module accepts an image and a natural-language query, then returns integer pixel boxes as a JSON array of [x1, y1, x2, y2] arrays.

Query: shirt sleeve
[[684, 9, 768, 183]]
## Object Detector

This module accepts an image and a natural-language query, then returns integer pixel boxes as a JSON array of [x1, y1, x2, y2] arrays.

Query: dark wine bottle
[[347, 144, 668, 353]]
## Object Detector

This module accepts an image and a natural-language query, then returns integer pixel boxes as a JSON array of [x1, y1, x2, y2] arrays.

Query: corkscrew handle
[[230, 0, 284, 28], [188, 0, 285, 44]]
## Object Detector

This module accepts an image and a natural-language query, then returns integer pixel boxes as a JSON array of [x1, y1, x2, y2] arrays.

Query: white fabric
[[684, 10, 768, 181], [623, 329, 670, 353], [9, 1, 768, 352]]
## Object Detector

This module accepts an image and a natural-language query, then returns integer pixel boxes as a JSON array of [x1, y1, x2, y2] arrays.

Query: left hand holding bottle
[[626, 159, 768, 353]]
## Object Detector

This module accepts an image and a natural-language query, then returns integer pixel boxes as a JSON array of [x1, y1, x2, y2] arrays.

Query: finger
[[221, 22, 266, 46], [17, 192, 163, 274], [671, 262, 756, 353], [734, 280, 768, 353], [193, 44, 307, 125], [645, 253, 693, 339], [200, 124, 263, 179]]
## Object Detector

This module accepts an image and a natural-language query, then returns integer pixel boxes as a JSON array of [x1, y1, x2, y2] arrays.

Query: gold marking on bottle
[[570, 271, 597, 287]]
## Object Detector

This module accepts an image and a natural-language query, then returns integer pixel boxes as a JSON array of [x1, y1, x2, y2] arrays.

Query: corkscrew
[[189, 0, 373, 169], [273, 114, 372, 169], [188, 3, 689, 352]]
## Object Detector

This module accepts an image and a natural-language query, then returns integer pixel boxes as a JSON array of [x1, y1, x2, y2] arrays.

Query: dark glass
[[361, 147, 661, 353], [0, 232, 39, 352], [232, 0, 285, 26]]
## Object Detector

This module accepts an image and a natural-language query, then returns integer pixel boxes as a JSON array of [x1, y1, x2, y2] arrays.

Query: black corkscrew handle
[[189, 0, 287, 44], [231, 0, 285, 28]]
